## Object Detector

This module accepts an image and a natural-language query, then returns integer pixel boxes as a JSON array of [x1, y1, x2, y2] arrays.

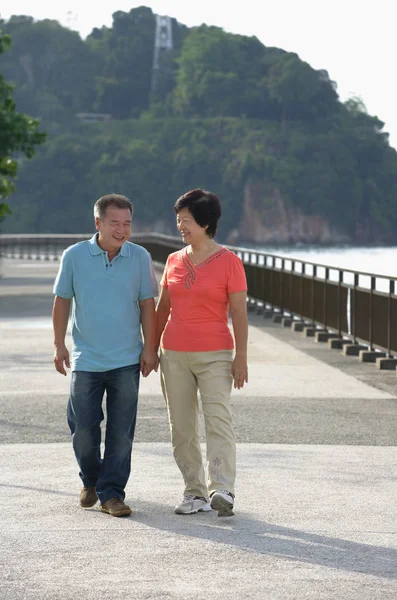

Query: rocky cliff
[[226, 181, 352, 245]]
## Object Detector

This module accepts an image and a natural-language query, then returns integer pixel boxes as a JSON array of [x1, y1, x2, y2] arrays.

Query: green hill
[[2, 7, 397, 244]]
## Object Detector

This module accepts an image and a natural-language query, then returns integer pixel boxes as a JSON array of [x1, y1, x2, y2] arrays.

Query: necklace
[[188, 242, 219, 265]]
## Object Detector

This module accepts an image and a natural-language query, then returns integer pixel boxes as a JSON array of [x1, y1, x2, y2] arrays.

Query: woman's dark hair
[[174, 189, 221, 238]]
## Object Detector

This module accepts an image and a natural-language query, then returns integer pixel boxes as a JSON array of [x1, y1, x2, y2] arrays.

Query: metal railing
[[1, 233, 397, 357], [0, 233, 182, 264]]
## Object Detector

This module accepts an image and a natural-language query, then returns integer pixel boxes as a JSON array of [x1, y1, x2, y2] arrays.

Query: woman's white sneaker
[[174, 495, 211, 515], [210, 490, 235, 517]]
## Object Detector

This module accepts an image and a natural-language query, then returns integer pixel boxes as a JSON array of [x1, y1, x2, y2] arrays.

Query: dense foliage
[[0, 21, 45, 220], [1, 7, 397, 243]]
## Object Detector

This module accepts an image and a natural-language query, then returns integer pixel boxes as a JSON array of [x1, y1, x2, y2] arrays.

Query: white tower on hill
[[151, 14, 173, 93]]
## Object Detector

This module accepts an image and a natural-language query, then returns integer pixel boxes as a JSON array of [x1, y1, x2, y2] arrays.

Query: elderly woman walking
[[155, 188, 248, 517]]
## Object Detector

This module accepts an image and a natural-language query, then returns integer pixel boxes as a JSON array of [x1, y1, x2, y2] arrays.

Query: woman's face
[[176, 207, 208, 244]]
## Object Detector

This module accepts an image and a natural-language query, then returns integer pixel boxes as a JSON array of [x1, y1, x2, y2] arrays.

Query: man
[[52, 194, 158, 517]]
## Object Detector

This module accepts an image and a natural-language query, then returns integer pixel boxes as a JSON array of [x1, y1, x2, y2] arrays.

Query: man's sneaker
[[79, 486, 98, 508], [100, 498, 132, 517], [210, 490, 235, 517], [174, 495, 211, 515]]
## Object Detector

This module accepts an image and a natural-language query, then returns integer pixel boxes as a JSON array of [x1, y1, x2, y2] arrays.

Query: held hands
[[140, 347, 159, 377], [54, 344, 159, 378], [53, 345, 70, 376], [231, 354, 248, 389]]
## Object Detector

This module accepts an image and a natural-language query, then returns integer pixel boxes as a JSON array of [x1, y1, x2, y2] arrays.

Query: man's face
[[95, 206, 132, 252]]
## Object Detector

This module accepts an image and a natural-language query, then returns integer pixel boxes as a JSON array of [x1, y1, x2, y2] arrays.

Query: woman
[[155, 188, 248, 517]]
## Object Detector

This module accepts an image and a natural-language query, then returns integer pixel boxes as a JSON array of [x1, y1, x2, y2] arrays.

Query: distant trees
[[1, 16, 99, 121], [267, 55, 340, 129], [0, 23, 45, 219], [171, 25, 282, 120], [91, 7, 156, 118], [2, 7, 397, 243]]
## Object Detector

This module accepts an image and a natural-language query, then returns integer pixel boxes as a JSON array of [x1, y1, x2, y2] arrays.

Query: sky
[[2, 0, 396, 148]]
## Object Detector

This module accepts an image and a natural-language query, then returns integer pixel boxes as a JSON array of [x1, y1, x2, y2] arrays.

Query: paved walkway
[[1, 258, 396, 600]]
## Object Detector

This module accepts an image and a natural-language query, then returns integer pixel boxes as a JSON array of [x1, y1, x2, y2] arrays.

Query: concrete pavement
[[0, 258, 397, 599]]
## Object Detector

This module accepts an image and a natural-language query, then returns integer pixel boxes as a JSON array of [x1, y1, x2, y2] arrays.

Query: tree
[[93, 7, 157, 118], [1, 16, 100, 121], [267, 54, 340, 130], [0, 24, 46, 219], [172, 25, 267, 118]]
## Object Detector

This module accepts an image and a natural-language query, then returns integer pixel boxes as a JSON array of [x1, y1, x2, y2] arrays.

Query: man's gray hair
[[94, 194, 134, 220]]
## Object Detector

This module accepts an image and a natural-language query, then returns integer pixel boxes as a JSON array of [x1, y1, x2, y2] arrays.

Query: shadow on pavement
[[0, 484, 395, 580], [129, 500, 397, 580]]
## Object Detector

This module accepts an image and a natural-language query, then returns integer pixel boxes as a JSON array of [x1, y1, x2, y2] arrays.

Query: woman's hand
[[231, 354, 248, 389], [229, 290, 248, 390], [140, 347, 159, 377]]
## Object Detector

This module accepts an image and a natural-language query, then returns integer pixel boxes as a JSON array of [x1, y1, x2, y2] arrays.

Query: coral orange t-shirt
[[160, 247, 247, 352]]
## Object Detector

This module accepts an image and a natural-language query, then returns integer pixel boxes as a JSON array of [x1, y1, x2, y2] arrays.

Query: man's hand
[[140, 347, 159, 377], [54, 345, 70, 376], [231, 354, 248, 389]]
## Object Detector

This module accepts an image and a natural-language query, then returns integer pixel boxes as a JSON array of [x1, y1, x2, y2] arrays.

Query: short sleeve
[[160, 257, 169, 288], [139, 250, 159, 300], [53, 249, 74, 299], [227, 254, 247, 294]]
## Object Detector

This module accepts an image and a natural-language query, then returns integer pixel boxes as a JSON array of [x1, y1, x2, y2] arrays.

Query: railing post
[[280, 258, 285, 315], [352, 273, 359, 343], [387, 279, 395, 358], [260, 254, 266, 309], [269, 256, 274, 312], [369, 276, 375, 351], [44, 238, 50, 260], [311, 264, 317, 326], [337, 270, 343, 337], [300, 263, 305, 321], [323, 267, 329, 329], [252, 252, 258, 309], [290, 260, 294, 318]]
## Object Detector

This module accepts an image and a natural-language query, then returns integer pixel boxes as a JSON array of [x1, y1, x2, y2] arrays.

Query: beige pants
[[160, 349, 235, 498]]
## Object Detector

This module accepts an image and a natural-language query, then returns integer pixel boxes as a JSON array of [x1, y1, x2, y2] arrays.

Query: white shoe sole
[[175, 502, 211, 515], [210, 494, 234, 517]]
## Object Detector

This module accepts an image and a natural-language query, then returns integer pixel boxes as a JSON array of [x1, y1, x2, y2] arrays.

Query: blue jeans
[[67, 365, 140, 505]]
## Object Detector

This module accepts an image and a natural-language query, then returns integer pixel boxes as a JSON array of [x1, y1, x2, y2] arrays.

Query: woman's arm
[[229, 290, 248, 389], [155, 286, 171, 351], [139, 298, 158, 377]]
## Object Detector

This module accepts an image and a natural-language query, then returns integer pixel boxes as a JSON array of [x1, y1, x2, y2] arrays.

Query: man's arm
[[52, 296, 72, 376], [139, 298, 157, 377]]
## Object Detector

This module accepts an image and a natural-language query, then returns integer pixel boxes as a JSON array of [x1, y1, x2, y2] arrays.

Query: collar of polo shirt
[[88, 233, 129, 257]]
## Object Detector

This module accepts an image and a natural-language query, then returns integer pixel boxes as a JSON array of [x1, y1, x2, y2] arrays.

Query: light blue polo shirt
[[53, 234, 158, 372]]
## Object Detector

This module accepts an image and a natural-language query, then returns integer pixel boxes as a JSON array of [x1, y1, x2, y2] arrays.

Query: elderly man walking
[[52, 194, 158, 517]]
